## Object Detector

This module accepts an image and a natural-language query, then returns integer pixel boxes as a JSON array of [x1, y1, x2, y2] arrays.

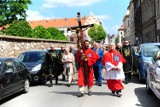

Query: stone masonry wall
[[0, 35, 76, 58]]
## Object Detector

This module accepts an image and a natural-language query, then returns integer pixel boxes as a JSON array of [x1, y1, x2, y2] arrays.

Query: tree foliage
[[0, 0, 32, 27], [31, 25, 53, 39], [47, 27, 67, 40], [5, 20, 32, 37], [88, 24, 106, 41]]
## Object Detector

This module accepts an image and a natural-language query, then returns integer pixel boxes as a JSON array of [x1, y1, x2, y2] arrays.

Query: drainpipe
[[140, 0, 143, 43]]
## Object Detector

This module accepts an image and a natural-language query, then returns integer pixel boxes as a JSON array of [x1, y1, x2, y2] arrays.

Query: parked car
[[146, 50, 160, 100], [0, 58, 30, 100], [18, 50, 64, 85], [135, 43, 160, 82]]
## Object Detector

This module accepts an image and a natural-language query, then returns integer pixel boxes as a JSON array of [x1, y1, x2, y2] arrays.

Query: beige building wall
[[123, 9, 130, 40], [128, 0, 136, 45], [84, 12, 101, 41]]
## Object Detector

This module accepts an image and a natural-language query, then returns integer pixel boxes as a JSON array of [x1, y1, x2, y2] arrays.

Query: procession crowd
[[48, 40, 134, 98]]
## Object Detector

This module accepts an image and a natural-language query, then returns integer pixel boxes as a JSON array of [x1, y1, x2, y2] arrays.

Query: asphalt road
[[0, 75, 160, 107]]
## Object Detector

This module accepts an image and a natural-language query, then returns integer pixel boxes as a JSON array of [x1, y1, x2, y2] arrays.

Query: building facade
[[118, 25, 124, 43], [141, 0, 156, 43], [133, 0, 143, 44], [123, 9, 130, 41], [128, 0, 136, 45]]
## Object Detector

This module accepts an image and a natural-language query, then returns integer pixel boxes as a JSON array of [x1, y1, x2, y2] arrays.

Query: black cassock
[[122, 46, 133, 73]]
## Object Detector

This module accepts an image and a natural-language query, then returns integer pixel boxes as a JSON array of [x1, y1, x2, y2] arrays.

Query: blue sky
[[27, 0, 130, 35]]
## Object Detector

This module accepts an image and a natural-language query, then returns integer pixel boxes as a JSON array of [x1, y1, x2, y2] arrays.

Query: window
[[60, 30, 65, 34], [19, 52, 45, 62], [70, 37, 74, 41], [4, 61, 15, 73], [143, 45, 160, 57], [14, 59, 27, 72]]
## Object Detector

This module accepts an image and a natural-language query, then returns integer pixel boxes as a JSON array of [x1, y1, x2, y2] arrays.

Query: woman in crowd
[[62, 48, 75, 87]]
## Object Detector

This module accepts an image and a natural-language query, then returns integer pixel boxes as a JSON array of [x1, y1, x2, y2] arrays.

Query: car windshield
[[143, 45, 160, 57], [19, 52, 45, 62]]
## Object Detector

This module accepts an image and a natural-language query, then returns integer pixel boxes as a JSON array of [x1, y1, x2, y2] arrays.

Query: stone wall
[[0, 35, 76, 58]]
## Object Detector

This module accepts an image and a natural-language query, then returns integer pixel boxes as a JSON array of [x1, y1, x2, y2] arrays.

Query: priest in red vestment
[[102, 43, 126, 97], [76, 40, 100, 97]]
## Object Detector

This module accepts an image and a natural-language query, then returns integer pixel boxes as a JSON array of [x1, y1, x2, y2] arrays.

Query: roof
[[118, 25, 124, 31], [28, 17, 88, 29]]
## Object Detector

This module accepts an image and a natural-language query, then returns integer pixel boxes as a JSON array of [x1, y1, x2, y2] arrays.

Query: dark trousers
[[49, 74, 53, 85], [62, 74, 65, 80], [125, 72, 132, 82], [48, 66, 53, 85], [93, 65, 102, 85]]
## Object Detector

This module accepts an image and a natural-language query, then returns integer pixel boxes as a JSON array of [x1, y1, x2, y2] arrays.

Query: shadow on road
[[50, 91, 111, 97], [130, 75, 146, 84], [134, 87, 160, 107], [0, 91, 22, 105]]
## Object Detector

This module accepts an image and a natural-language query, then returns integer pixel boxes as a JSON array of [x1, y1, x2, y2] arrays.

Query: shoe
[[77, 93, 84, 97], [111, 91, 116, 96], [88, 92, 92, 96], [111, 93, 116, 96], [124, 81, 128, 84], [128, 80, 131, 83], [67, 84, 70, 87], [117, 92, 122, 97], [98, 84, 102, 86], [49, 84, 53, 87]]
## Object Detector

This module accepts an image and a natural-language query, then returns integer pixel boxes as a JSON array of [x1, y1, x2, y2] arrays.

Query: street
[[0, 76, 160, 107]]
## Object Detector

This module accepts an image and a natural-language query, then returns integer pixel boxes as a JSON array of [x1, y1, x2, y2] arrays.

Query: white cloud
[[42, 0, 103, 8], [26, 10, 52, 20], [96, 15, 112, 21]]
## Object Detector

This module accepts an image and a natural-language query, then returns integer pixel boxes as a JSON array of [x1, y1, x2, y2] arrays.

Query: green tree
[[5, 20, 32, 37], [0, 0, 32, 27], [47, 27, 67, 40], [88, 24, 106, 41], [31, 25, 53, 39]]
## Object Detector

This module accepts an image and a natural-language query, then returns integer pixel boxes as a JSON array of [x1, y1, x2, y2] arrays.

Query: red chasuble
[[76, 48, 100, 86]]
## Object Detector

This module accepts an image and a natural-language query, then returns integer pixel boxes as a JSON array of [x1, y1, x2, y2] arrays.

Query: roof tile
[[28, 17, 88, 28]]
